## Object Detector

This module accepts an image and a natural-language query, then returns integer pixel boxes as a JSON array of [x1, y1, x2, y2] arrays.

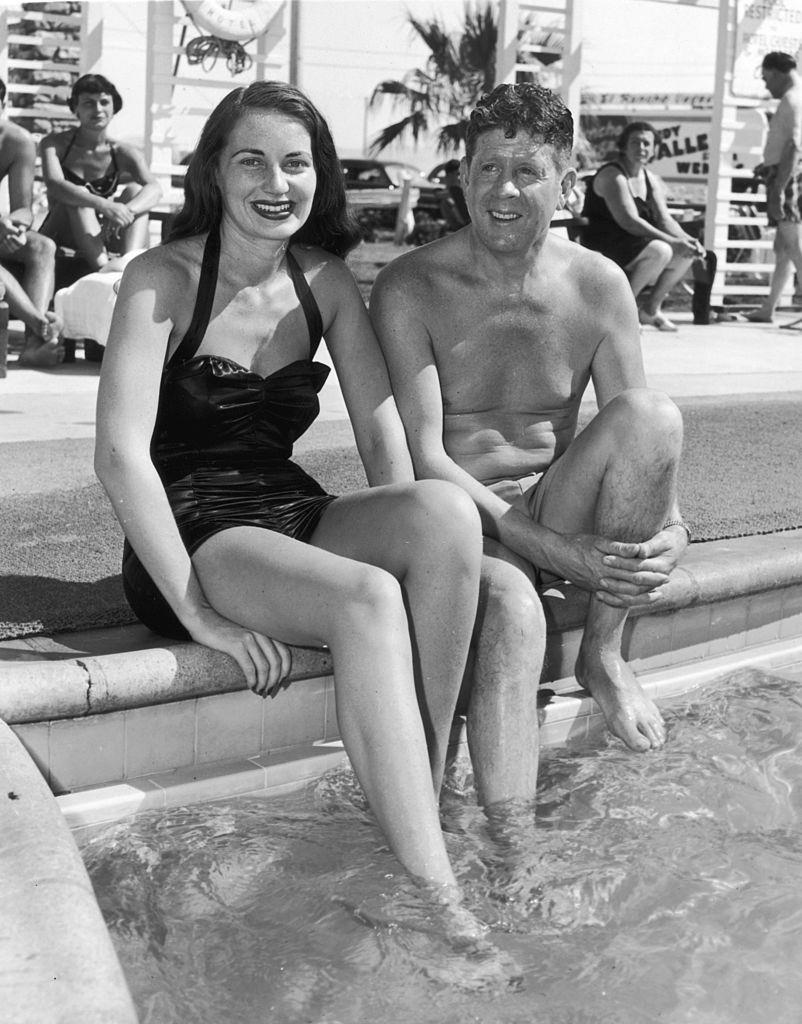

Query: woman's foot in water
[[340, 881, 523, 991]]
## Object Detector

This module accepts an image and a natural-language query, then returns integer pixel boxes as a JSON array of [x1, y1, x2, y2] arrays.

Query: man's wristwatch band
[[663, 518, 691, 542]]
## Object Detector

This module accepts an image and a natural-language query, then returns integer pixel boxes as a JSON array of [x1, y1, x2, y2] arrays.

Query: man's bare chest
[[428, 297, 584, 414]]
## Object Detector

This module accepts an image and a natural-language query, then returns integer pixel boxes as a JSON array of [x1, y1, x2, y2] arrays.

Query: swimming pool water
[[79, 665, 802, 1024]]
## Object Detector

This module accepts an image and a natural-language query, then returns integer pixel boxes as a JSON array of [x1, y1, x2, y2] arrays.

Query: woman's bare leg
[[309, 479, 483, 795], [625, 239, 672, 299], [192, 481, 482, 889], [642, 252, 695, 317], [60, 206, 108, 269], [117, 184, 150, 254]]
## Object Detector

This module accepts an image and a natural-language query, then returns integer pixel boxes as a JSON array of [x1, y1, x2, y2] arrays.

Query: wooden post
[[495, 0, 519, 86], [393, 176, 413, 246], [0, 301, 9, 378], [145, 2, 179, 208], [562, 0, 582, 121], [80, 0, 104, 74]]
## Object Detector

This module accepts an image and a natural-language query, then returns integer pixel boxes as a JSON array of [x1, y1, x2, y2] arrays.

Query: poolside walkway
[[3, 308, 802, 447]]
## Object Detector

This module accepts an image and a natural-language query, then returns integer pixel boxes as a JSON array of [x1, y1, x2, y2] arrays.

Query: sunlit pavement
[[2, 312, 801, 450]]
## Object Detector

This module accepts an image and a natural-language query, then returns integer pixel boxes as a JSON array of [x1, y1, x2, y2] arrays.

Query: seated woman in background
[[94, 81, 485, 933], [39, 74, 162, 271], [581, 120, 705, 332]]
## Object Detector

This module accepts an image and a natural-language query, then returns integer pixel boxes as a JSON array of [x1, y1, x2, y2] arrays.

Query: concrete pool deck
[[1, 309, 802, 823]]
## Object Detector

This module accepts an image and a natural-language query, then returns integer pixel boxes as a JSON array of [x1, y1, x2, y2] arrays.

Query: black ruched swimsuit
[[60, 131, 121, 197], [122, 225, 337, 638], [39, 132, 123, 242]]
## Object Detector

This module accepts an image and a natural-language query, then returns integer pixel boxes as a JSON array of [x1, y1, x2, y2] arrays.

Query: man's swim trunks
[[765, 167, 802, 226], [488, 466, 564, 588]]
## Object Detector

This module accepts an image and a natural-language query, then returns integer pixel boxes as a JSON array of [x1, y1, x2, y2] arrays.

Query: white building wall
[[81, 1, 151, 147], [20, 1, 725, 176]]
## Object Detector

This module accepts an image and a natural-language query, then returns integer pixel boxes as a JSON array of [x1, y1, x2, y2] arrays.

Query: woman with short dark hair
[[40, 73, 161, 270], [581, 120, 704, 331]]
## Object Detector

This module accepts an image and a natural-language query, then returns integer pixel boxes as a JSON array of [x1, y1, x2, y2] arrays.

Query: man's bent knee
[[21, 231, 56, 264], [480, 553, 545, 641], [606, 387, 682, 443]]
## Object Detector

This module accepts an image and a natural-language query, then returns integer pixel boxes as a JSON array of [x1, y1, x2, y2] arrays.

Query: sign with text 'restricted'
[[732, 0, 802, 98]]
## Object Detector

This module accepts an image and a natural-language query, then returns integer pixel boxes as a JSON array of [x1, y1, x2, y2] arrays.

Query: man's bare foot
[[18, 313, 66, 367], [17, 339, 65, 368], [40, 311, 63, 343], [744, 309, 775, 323], [575, 647, 665, 751]]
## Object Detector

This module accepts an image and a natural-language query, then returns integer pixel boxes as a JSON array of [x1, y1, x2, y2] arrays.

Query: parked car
[[427, 161, 453, 186], [341, 158, 445, 230]]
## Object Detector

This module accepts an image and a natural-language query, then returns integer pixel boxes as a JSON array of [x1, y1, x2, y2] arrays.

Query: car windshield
[[383, 163, 427, 187]]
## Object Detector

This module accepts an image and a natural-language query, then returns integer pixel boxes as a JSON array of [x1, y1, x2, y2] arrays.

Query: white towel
[[53, 250, 145, 347]]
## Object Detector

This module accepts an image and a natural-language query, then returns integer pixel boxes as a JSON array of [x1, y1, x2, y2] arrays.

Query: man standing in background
[[747, 51, 802, 323]]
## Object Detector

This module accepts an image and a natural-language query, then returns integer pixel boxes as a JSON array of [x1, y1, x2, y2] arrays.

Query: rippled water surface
[[80, 666, 802, 1024]]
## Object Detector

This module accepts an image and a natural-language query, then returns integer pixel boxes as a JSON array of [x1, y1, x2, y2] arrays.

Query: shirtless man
[[371, 83, 689, 805], [747, 51, 802, 323], [0, 78, 62, 366]]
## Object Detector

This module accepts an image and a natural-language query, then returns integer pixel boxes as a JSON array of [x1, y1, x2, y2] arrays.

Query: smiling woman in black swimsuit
[[39, 74, 162, 270], [94, 82, 486, 925]]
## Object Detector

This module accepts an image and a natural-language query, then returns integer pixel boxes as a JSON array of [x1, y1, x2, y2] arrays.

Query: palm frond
[[408, 15, 462, 82], [436, 120, 469, 154], [459, 2, 497, 92], [369, 2, 499, 158], [369, 110, 430, 154], [369, 79, 429, 109]]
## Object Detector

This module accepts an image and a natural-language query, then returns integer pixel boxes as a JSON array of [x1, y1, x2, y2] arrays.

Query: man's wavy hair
[[465, 83, 574, 167], [168, 81, 360, 258]]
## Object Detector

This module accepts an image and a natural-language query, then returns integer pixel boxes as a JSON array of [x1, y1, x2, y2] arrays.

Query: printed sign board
[[732, 0, 802, 98], [580, 94, 767, 200]]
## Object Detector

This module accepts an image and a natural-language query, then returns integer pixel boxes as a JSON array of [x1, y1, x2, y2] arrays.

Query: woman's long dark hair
[[167, 81, 360, 258]]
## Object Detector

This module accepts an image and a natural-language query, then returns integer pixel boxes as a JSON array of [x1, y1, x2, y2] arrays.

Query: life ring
[[181, 0, 278, 42]]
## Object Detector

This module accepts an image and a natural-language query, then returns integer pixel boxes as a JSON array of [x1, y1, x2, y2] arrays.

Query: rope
[[185, 34, 253, 76]]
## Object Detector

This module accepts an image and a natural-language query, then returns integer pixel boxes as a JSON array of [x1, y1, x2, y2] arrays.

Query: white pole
[[289, 0, 301, 89], [562, 0, 583, 125], [495, 0, 517, 87], [704, 0, 735, 306]]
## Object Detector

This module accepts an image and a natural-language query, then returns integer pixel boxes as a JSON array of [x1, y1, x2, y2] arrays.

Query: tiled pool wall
[[3, 531, 801, 830]]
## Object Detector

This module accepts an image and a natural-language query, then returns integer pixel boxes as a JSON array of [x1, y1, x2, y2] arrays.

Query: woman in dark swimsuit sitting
[[40, 74, 162, 271], [95, 82, 486, 932], [581, 121, 705, 332]]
